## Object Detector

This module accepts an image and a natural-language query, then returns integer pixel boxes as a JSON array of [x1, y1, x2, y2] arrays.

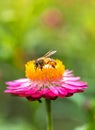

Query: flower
[[4, 54, 88, 101]]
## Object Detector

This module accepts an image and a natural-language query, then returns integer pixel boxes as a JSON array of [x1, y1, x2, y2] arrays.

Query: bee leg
[[40, 66, 43, 70], [52, 65, 55, 68], [52, 61, 57, 68]]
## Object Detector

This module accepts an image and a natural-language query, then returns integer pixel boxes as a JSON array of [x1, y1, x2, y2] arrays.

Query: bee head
[[34, 61, 39, 67], [34, 59, 45, 69]]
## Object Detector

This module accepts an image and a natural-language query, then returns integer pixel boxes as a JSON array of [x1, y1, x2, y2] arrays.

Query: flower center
[[25, 59, 65, 82]]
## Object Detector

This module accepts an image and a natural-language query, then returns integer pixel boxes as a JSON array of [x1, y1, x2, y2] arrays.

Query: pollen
[[25, 59, 65, 82]]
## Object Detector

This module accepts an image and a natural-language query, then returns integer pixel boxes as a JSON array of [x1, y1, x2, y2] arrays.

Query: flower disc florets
[[25, 59, 65, 82]]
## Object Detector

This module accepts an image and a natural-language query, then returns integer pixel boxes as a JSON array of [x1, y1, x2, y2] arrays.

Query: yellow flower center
[[25, 59, 65, 82]]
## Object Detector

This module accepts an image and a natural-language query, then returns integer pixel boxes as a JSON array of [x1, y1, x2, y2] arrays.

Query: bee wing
[[44, 50, 56, 58]]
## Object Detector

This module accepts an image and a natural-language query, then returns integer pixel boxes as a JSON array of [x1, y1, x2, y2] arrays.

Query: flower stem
[[45, 99, 53, 130]]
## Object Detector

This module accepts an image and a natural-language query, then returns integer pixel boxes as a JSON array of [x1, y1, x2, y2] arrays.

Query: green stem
[[45, 99, 53, 130]]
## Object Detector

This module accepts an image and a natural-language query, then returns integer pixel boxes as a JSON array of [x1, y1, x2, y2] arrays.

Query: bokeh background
[[0, 0, 95, 130]]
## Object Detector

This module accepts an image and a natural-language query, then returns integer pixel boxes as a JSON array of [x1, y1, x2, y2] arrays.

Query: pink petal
[[49, 86, 59, 95], [64, 81, 87, 86]]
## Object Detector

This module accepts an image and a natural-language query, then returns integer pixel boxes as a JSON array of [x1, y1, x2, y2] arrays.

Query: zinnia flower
[[4, 51, 88, 101]]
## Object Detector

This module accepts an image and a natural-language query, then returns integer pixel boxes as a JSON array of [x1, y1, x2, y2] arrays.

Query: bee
[[34, 50, 57, 69]]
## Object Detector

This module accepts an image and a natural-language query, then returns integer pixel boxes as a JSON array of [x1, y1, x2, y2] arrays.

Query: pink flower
[[4, 52, 88, 101]]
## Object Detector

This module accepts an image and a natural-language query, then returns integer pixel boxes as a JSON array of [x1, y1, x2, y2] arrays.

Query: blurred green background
[[0, 0, 95, 130]]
